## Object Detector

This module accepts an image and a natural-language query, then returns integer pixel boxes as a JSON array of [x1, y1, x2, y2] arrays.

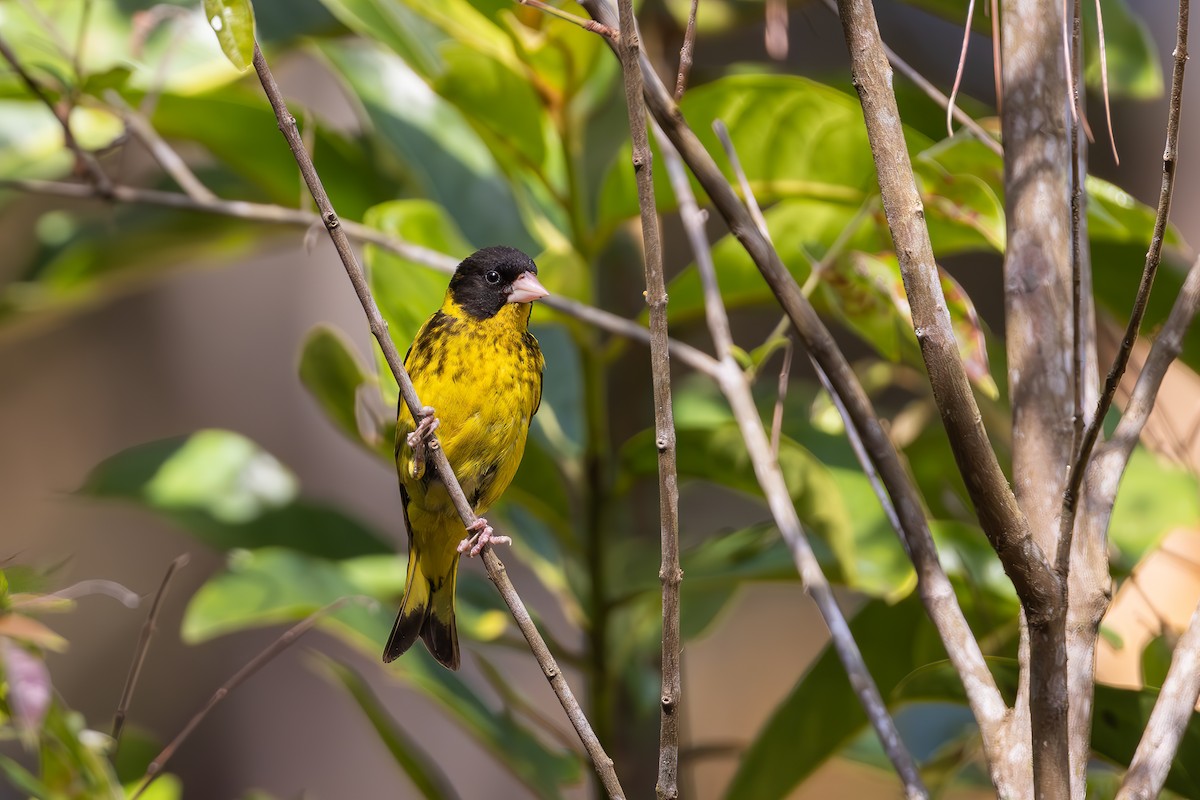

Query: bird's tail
[[383, 515, 461, 670]]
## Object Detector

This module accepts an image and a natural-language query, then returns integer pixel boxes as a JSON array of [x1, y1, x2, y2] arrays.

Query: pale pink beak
[[507, 271, 550, 304]]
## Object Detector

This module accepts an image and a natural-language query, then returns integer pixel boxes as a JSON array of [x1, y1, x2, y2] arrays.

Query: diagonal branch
[[664, 126, 927, 799], [0, 176, 720, 379], [610, 4, 683, 797], [832, 0, 1057, 614], [577, 0, 1013, 784], [0, 33, 113, 197], [1065, 0, 1190, 518], [103, 90, 216, 202], [834, 0, 1070, 794], [249, 42, 626, 799], [1116, 597, 1200, 800]]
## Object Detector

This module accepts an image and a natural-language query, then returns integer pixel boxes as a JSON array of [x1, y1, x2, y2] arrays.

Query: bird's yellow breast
[[396, 294, 544, 519]]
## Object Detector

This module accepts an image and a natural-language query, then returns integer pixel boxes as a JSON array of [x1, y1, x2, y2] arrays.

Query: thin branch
[[0, 177, 720, 379], [612, 5, 682, 797], [0, 33, 113, 197], [1065, 0, 1190, 516], [831, 0, 1059, 608], [103, 90, 216, 202], [770, 339, 793, 458], [249, 43, 626, 799], [1116, 599, 1200, 800], [131, 597, 354, 799], [765, 0, 788, 60], [1102, 253, 1200, 468], [818, 0, 1003, 158], [578, 1, 1011, 781], [674, 0, 699, 100], [1059, 0, 1086, 576], [1094, 0, 1119, 163], [661, 129, 927, 800], [112, 554, 189, 748], [946, 0, 978, 139], [517, 0, 617, 38]]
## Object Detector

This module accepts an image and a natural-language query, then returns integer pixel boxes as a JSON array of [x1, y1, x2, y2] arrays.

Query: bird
[[383, 246, 548, 670]]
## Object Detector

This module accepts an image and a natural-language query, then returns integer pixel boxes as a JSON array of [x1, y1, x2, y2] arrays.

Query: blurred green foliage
[[2, 0, 1197, 797]]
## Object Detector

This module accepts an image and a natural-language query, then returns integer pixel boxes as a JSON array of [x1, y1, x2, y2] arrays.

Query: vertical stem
[[612, 3, 684, 797]]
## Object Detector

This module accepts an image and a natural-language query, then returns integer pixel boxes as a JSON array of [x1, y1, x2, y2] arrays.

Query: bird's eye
[[485, 270, 501, 284]]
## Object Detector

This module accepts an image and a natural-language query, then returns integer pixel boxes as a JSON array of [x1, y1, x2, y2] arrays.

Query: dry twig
[[249, 42, 626, 799]]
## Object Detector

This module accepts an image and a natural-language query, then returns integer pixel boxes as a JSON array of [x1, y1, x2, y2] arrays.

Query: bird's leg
[[458, 517, 511, 557], [406, 406, 439, 479]]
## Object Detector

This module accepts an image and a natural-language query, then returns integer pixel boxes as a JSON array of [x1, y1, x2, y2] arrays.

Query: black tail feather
[[420, 609, 459, 670]]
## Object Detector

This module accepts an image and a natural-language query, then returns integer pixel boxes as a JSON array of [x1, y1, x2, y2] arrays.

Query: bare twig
[[1094, 0, 1119, 163], [770, 339, 793, 458], [1102, 253, 1200, 468], [832, 0, 1059, 609], [612, 5, 683, 796], [0, 33, 113, 196], [1116, 599, 1200, 800], [675, 0, 699, 99], [818, 0, 1002, 158], [131, 597, 353, 799], [765, 0, 788, 60], [661, 129, 927, 800], [112, 554, 189, 748], [249, 43, 625, 799], [517, 0, 616, 38], [103, 90, 216, 202], [0, 177, 719, 379], [578, 1, 1011, 782], [1066, 0, 1190, 517], [946, 0, 978, 138]]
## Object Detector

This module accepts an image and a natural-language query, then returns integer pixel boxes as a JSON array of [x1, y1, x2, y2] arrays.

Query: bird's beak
[[507, 271, 550, 304]]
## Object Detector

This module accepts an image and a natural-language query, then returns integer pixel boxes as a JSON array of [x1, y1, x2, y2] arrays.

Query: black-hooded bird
[[383, 246, 548, 670]]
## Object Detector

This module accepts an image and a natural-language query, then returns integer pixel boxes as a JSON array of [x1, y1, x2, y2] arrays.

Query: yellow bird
[[383, 246, 548, 670]]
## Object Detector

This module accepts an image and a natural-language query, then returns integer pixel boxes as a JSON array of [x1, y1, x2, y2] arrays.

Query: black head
[[448, 246, 547, 319]]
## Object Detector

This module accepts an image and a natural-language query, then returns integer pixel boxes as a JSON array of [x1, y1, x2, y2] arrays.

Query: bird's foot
[[457, 517, 511, 557], [406, 406, 440, 477]]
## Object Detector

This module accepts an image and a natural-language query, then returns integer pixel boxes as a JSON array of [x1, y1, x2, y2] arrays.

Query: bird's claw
[[406, 406, 439, 478], [457, 517, 511, 557]]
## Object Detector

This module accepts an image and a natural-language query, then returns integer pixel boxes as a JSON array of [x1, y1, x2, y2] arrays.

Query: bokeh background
[[3, 0, 1199, 798]]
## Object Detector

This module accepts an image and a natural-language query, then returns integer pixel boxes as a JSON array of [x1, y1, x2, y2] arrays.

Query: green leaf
[[149, 87, 389, 220], [902, 0, 1161, 99], [624, 422, 859, 579], [81, 431, 392, 559], [1093, 683, 1200, 797], [202, 0, 258, 72], [725, 596, 944, 799], [316, 655, 460, 800], [1140, 634, 1174, 690], [1083, 0, 1162, 100], [185, 548, 581, 798], [600, 74, 876, 230], [435, 45, 549, 174], [317, 40, 533, 249], [299, 324, 388, 456], [1108, 448, 1200, 575], [363, 199, 469, 406]]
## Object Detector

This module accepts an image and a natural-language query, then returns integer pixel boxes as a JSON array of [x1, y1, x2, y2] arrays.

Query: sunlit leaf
[[184, 548, 580, 798], [299, 324, 388, 456], [316, 655, 460, 800], [317, 40, 534, 249], [1108, 448, 1200, 576], [202, 0, 258, 72], [726, 597, 943, 799], [81, 432, 392, 559], [1140, 633, 1174, 690]]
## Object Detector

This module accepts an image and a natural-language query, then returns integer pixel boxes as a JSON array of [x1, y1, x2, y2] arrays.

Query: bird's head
[[448, 246, 549, 320]]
